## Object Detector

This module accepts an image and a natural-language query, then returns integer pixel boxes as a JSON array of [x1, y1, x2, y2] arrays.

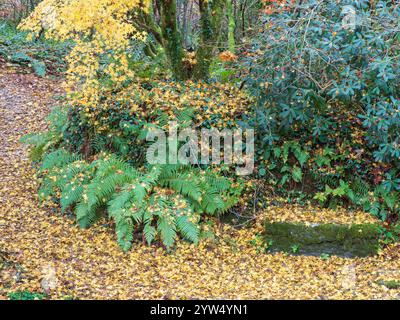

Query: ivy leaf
[[259, 167, 266, 176], [292, 166, 302, 183], [294, 149, 309, 167]]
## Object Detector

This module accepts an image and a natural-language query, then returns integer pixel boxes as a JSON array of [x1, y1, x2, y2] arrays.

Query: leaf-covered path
[[1, 65, 400, 299]]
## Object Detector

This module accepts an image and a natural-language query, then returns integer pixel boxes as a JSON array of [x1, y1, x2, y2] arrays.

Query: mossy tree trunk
[[136, 0, 227, 81], [159, 0, 187, 80], [193, 0, 225, 80]]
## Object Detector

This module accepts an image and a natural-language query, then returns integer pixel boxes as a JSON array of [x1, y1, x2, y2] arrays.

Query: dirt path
[[1, 65, 400, 299]]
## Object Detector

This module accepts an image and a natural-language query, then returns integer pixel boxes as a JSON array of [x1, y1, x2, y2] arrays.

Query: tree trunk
[[181, 0, 189, 48], [140, 0, 227, 81], [193, 0, 226, 80], [227, 0, 235, 53], [159, 0, 187, 80]]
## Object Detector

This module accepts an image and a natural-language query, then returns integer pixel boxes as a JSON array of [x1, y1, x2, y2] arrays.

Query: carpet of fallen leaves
[[1, 64, 400, 300]]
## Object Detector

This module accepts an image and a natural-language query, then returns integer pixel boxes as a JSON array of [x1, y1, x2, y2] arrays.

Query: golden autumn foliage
[[19, 0, 151, 107], [82, 80, 253, 134]]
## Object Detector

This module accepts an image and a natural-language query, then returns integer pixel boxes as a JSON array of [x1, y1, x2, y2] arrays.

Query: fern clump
[[20, 106, 68, 161], [39, 151, 240, 250], [23, 126, 242, 250]]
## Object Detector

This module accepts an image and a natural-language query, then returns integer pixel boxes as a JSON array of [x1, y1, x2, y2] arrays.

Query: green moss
[[264, 221, 380, 257], [7, 291, 46, 300], [193, 0, 226, 80], [377, 280, 400, 290]]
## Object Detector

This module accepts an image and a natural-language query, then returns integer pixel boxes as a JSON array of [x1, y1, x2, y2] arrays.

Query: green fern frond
[[176, 215, 199, 244], [20, 132, 56, 161], [157, 215, 176, 249], [20, 107, 68, 160], [160, 172, 202, 202], [174, 107, 194, 128], [46, 106, 68, 133], [114, 214, 134, 252], [91, 134, 108, 153], [200, 190, 227, 214], [75, 201, 98, 229], [41, 149, 79, 171], [20, 132, 51, 147], [61, 184, 84, 212], [143, 222, 156, 245]]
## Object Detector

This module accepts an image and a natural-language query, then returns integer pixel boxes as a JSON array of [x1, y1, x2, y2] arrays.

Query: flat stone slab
[[264, 221, 380, 258]]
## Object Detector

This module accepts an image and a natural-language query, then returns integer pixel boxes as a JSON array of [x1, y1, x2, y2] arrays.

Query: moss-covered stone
[[264, 221, 380, 257]]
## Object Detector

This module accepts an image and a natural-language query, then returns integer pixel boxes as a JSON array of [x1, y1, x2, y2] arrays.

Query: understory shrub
[[241, 0, 400, 221], [21, 81, 250, 250], [0, 21, 70, 76]]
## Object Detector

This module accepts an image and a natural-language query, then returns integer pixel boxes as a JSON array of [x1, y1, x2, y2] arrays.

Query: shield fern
[[32, 149, 242, 251]]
